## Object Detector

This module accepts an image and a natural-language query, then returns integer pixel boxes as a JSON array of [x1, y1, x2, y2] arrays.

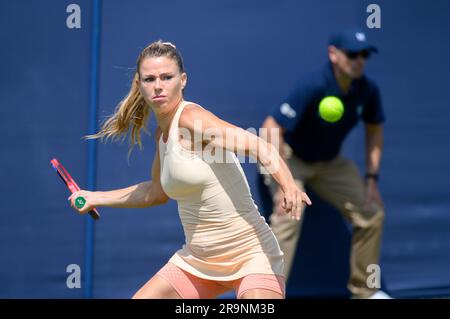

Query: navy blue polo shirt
[[271, 62, 385, 163]]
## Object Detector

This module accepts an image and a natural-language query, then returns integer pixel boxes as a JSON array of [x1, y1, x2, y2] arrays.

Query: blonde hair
[[86, 40, 184, 155]]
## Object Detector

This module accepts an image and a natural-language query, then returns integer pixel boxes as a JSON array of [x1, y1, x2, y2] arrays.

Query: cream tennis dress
[[159, 100, 284, 281]]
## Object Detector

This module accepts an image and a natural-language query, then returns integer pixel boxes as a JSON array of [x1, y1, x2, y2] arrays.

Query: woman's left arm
[[180, 104, 311, 220]]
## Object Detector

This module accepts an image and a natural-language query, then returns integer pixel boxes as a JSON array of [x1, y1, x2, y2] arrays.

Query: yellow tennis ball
[[318, 96, 344, 122]]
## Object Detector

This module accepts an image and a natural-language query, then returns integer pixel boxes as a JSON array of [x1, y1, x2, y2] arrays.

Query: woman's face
[[138, 56, 186, 109]]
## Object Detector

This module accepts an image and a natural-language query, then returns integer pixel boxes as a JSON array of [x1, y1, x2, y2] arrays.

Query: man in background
[[260, 28, 391, 299]]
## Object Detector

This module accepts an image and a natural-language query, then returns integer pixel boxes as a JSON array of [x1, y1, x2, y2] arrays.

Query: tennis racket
[[50, 158, 100, 220]]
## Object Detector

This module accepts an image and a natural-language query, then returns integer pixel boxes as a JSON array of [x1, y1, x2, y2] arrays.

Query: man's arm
[[364, 123, 384, 209], [365, 123, 384, 176]]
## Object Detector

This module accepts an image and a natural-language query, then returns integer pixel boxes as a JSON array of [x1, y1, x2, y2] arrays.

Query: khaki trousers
[[264, 146, 385, 298]]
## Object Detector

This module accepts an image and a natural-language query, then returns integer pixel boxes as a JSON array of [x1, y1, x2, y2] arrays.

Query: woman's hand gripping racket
[[50, 158, 100, 220]]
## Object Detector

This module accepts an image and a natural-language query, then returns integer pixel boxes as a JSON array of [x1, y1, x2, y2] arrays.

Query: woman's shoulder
[[179, 102, 214, 129], [182, 101, 206, 114]]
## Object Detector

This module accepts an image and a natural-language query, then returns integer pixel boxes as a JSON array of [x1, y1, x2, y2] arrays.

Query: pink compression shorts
[[155, 262, 285, 299]]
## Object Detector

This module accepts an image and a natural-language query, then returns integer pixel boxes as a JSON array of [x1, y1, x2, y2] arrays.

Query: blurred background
[[1, 0, 449, 298]]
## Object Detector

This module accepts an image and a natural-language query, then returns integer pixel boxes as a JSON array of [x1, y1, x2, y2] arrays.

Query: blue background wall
[[1, 0, 449, 298]]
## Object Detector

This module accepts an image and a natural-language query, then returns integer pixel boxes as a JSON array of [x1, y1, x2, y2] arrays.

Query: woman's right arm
[[69, 128, 169, 214]]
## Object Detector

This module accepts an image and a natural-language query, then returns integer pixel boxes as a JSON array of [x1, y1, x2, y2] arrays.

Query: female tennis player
[[69, 40, 311, 299]]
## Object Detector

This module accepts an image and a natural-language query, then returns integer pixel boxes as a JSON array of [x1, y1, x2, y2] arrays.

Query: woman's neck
[[153, 97, 183, 137]]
